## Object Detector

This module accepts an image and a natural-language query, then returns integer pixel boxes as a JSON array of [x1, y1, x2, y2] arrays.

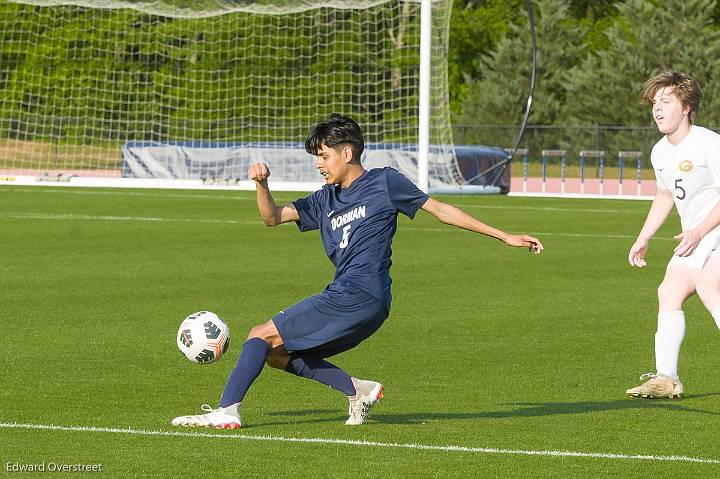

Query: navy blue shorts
[[272, 282, 388, 358]]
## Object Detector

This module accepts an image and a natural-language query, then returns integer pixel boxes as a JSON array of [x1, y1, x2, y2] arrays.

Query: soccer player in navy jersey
[[172, 114, 543, 429]]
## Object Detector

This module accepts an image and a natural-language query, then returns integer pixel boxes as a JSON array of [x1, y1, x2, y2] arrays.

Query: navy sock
[[219, 337, 271, 407], [285, 355, 356, 396]]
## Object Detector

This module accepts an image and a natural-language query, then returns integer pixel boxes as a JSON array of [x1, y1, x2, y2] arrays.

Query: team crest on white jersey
[[678, 160, 693, 172]]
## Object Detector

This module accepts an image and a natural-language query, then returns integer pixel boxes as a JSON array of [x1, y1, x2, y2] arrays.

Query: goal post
[[0, 0, 497, 192]]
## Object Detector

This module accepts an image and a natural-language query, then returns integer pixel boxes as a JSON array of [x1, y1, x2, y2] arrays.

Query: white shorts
[[668, 233, 720, 270]]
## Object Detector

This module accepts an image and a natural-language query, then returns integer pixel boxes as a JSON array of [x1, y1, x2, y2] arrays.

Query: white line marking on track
[[1, 422, 717, 465]]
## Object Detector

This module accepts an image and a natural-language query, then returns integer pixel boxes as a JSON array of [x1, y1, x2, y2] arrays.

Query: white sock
[[655, 310, 685, 380], [711, 306, 720, 330]]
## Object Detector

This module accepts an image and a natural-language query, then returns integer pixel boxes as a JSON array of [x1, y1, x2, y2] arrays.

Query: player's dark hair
[[642, 71, 702, 124], [305, 113, 364, 162]]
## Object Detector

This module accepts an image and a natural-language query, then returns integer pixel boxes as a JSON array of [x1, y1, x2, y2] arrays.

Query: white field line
[[0, 211, 675, 242], [0, 422, 717, 465], [0, 187, 647, 214], [406, 226, 676, 241], [461, 204, 645, 214], [0, 187, 253, 201], [0, 211, 255, 226]]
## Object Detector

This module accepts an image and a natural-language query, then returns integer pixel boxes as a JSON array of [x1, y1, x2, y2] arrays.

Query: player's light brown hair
[[641, 71, 702, 124]]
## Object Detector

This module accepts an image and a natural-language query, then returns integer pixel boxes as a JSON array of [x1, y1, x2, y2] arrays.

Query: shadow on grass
[[374, 392, 720, 424], [256, 392, 720, 427]]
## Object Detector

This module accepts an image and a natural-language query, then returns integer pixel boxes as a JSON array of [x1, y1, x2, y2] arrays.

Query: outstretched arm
[[420, 197, 543, 254], [248, 163, 300, 226], [628, 187, 674, 267]]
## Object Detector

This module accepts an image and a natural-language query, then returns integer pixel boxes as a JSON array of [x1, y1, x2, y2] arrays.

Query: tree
[[447, 0, 520, 115], [454, 0, 586, 146], [562, 0, 720, 127]]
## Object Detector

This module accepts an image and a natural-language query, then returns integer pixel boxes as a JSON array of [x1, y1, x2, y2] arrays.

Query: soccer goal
[[0, 0, 492, 192]]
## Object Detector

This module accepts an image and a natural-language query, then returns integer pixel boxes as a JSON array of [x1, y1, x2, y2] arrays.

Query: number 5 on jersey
[[675, 178, 686, 200], [339, 225, 351, 249]]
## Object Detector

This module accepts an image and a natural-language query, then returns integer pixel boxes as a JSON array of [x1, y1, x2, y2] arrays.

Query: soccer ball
[[176, 311, 231, 364]]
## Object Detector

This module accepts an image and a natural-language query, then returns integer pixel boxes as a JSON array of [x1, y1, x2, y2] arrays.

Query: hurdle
[[618, 150, 643, 196], [540, 150, 566, 194], [578, 150, 605, 195], [510, 147, 651, 198], [505, 148, 530, 193]]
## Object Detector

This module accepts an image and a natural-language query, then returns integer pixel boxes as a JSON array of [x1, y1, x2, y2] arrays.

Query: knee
[[247, 322, 276, 343], [695, 276, 719, 307], [247, 324, 266, 340], [246, 320, 283, 349], [657, 281, 676, 303], [657, 281, 689, 309]]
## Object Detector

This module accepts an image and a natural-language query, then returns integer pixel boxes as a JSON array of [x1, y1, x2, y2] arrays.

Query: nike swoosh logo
[[658, 168, 665, 171], [327, 210, 335, 217]]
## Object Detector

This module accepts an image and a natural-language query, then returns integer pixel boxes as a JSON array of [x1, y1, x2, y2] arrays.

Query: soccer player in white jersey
[[627, 71, 720, 398]]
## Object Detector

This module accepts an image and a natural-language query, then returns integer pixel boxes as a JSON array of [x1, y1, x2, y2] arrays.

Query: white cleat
[[345, 378, 384, 426], [171, 403, 241, 429], [626, 373, 684, 399]]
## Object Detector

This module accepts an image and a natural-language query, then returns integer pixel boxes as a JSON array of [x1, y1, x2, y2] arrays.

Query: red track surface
[[510, 177, 657, 196]]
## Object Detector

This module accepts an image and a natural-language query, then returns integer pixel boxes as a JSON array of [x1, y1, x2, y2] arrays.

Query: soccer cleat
[[171, 403, 241, 429], [345, 378, 384, 426], [626, 373, 684, 399]]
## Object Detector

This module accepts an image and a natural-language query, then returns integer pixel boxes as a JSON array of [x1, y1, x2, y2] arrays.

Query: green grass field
[[1, 185, 719, 478]]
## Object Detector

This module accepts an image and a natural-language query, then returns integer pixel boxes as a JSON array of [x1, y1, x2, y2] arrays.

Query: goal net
[[0, 0, 463, 190]]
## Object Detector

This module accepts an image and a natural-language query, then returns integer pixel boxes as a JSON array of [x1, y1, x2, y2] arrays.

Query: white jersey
[[652, 125, 720, 231]]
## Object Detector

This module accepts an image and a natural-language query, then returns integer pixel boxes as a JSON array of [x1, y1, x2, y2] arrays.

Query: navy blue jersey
[[292, 167, 429, 309]]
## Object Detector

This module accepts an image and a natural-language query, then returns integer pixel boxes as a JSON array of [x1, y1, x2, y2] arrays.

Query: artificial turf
[[1, 185, 718, 478]]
